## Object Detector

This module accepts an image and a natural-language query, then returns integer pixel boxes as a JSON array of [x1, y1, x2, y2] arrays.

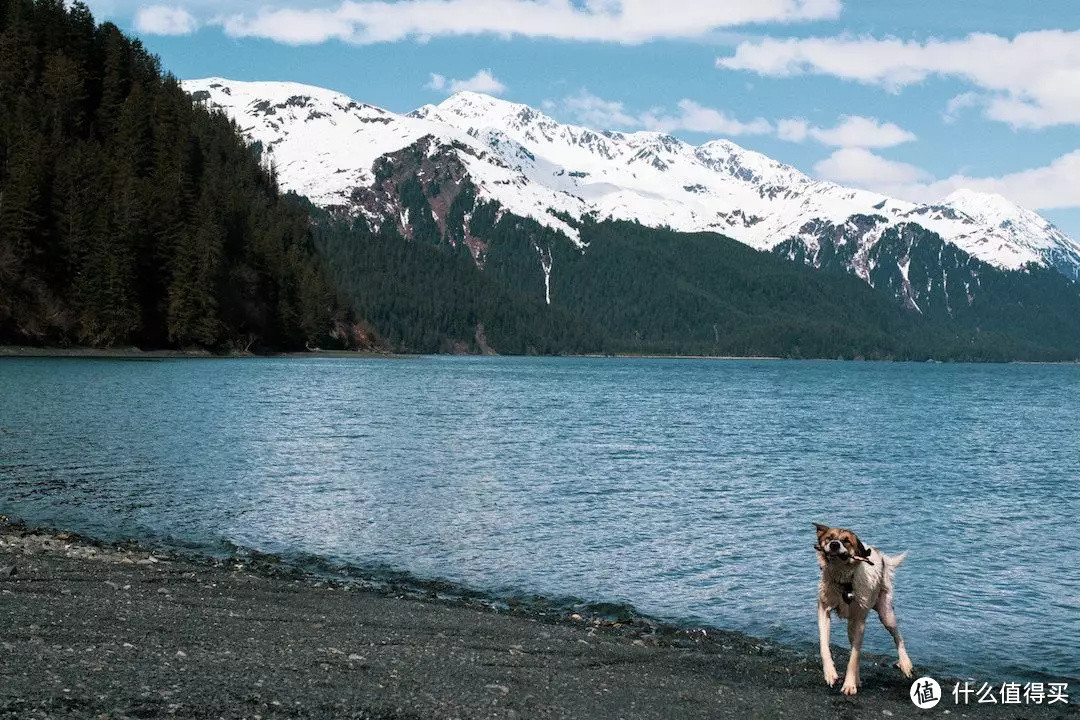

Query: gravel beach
[[0, 521, 1075, 720]]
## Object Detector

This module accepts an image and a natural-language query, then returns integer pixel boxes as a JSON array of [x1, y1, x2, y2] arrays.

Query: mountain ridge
[[185, 78, 1080, 288]]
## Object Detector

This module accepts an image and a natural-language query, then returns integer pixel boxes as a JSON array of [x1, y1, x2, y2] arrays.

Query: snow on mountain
[[184, 79, 583, 241], [184, 78, 1080, 281], [940, 189, 1080, 278]]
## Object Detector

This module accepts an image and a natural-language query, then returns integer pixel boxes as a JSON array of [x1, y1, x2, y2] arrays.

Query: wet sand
[[0, 522, 1075, 719]]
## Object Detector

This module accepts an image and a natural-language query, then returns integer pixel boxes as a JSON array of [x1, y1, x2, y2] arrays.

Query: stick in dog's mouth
[[813, 544, 875, 565]]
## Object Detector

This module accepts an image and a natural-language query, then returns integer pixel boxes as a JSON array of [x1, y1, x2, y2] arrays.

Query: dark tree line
[[314, 200, 1080, 361], [0, 0, 350, 350], [557, 221, 1080, 361], [310, 205, 604, 355]]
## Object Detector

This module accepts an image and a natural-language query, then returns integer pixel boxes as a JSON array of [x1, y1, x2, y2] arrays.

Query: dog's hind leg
[[841, 610, 867, 696], [818, 602, 839, 686], [876, 591, 913, 677]]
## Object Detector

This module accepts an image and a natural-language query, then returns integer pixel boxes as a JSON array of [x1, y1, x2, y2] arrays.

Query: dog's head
[[814, 523, 872, 564]]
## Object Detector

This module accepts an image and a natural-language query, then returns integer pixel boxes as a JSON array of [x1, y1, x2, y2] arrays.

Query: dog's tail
[[882, 550, 907, 583], [885, 550, 908, 568]]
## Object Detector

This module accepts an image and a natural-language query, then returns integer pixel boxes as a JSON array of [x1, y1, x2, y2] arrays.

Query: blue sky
[[90, 0, 1080, 238]]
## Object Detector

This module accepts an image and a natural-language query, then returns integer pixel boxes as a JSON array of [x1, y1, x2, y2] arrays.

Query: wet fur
[[814, 523, 913, 695]]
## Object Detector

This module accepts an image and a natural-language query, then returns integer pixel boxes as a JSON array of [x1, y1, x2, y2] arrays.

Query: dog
[[814, 522, 913, 695]]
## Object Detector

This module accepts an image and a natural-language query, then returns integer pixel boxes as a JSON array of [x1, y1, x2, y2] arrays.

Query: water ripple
[[1, 356, 1077, 679]]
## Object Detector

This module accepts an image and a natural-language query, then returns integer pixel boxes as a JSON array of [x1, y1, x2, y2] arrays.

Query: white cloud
[[776, 117, 810, 142], [559, 93, 908, 142], [717, 30, 1080, 128], [814, 148, 1080, 211], [427, 69, 506, 95], [220, 7, 353, 45], [812, 115, 914, 147], [779, 115, 915, 147], [134, 5, 197, 35], [641, 100, 772, 135], [557, 91, 771, 136], [561, 90, 638, 128], [901, 151, 1080, 211], [218, 0, 840, 46], [943, 92, 980, 124], [814, 147, 929, 187]]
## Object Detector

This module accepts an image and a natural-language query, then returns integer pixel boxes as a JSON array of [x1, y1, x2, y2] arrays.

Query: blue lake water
[[0, 356, 1077, 680]]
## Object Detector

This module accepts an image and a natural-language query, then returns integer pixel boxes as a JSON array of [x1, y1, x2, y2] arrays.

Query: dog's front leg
[[841, 610, 867, 695], [818, 602, 838, 686]]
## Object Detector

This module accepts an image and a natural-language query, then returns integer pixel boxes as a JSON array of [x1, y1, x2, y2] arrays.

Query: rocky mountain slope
[[185, 78, 1080, 300]]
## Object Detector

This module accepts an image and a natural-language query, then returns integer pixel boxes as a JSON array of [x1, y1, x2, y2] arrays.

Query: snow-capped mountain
[[184, 78, 1080, 286]]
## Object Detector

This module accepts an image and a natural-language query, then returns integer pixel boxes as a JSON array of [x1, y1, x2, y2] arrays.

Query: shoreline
[[3, 345, 1079, 364], [0, 346, 793, 361], [0, 345, 401, 360], [1, 520, 1075, 719]]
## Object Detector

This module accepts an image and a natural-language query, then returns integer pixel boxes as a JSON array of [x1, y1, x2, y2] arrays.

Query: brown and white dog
[[814, 523, 913, 695]]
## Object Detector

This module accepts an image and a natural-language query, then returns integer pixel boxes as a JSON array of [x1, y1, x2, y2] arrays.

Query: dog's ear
[[813, 522, 830, 534], [855, 537, 871, 558]]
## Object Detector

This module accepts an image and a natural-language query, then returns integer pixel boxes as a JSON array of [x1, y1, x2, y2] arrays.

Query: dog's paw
[[897, 656, 914, 678], [823, 666, 839, 686], [841, 678, 859, 696]]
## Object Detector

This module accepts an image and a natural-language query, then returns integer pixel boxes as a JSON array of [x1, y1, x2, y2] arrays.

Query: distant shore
[[0, 345, 786, 361], [0, 345, 398, 360], [4, 345, 1080, 364], [1, 520, 1075, 719], [0, 345, 782, 361]]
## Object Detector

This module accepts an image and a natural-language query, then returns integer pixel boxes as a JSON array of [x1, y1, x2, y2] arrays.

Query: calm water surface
[[0, 356, 1077, 679]]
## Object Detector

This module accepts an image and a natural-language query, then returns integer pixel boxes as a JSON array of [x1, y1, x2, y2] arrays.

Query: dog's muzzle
[[822, 539, 848, 558]]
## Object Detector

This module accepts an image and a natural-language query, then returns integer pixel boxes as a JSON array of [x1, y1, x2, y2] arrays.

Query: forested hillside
[[0, 0, 354, 351], [563, 222, 1080, 360], [314, 208, 1080, 361], [311, 207, 604, 355], [777, 222, 1080, 358]]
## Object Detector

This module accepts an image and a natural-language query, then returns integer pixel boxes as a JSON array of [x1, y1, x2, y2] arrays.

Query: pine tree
[[0, 0, 351, 351], [167, 218, 222, 346]]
